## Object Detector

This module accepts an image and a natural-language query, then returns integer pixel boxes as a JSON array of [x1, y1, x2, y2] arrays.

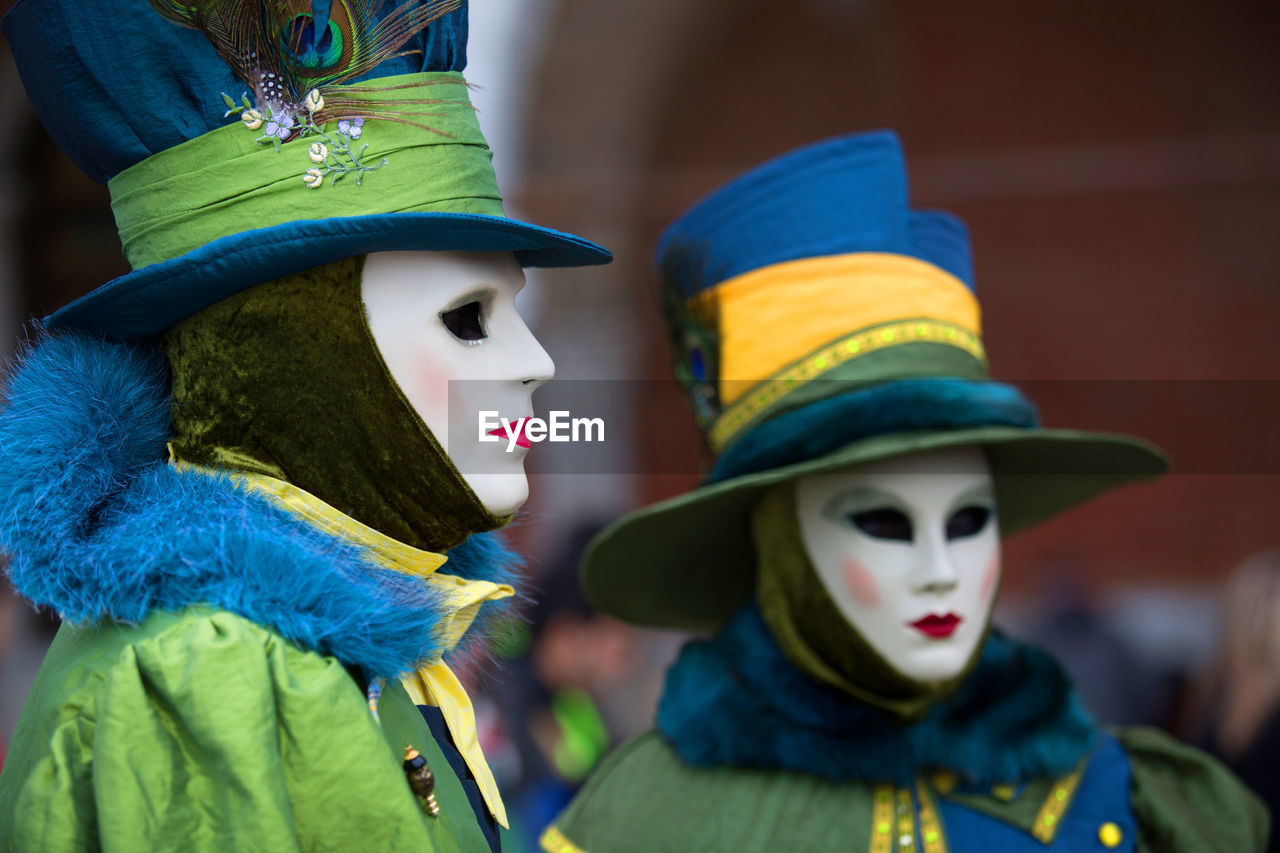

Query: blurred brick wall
[[632, 0, 1280, 591], [520, 0, 1280, 593]]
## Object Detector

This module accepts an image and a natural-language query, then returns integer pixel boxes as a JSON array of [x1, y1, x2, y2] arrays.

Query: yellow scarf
[[172, 456, 512, 828]]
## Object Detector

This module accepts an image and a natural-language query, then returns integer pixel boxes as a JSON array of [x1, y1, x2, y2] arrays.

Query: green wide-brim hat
[[3, 0, 611, 339], [581, 132, 1165, 631], [583, 420, 1166, 632]]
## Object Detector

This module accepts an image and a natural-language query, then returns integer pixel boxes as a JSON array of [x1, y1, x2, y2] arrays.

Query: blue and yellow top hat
[[582, 131, 1166, 631], [2, 0, 611, 338]]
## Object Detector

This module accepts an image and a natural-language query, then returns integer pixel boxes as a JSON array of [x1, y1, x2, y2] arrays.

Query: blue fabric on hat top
[[656, 130, 973, 300], [2, 0, 468, 184]]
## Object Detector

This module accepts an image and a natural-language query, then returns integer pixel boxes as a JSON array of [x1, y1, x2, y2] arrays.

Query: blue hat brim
[[46, 211, 612, 339]]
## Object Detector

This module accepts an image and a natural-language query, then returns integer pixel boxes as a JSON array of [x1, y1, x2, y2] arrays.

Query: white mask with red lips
[[361, 250, 555, 519], [794, 445, 1001, 684]]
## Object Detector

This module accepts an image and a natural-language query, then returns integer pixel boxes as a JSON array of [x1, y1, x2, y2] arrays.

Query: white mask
[[794, 445, 1000, 683], [361, 250, 554, 517]]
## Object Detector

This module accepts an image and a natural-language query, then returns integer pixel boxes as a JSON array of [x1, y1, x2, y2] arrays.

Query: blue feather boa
[[0, 332, 521, 678], [657, 604, 1096, 784]]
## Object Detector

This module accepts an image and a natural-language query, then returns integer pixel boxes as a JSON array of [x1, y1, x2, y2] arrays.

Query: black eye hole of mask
[[946, 505, 992, 540], [850, 507, 914, 542], [440, 300, 486, 342]]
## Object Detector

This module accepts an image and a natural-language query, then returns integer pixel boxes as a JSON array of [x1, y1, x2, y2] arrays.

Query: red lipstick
[[488, 418, 532, 449], [909, 613, 962, 638]]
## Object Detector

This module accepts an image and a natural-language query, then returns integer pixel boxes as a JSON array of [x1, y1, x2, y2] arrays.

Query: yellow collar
[[172, 455, 511, 828], [222, 468, 513, 656]]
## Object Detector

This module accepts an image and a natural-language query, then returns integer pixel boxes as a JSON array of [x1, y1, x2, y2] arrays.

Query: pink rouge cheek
[[414, 364, 453, 415], [979, 552, 1002, 601], [841, 556, 880, 608]]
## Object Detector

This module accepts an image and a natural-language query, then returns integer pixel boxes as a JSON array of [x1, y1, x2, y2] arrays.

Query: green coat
[[545, 729, 1267, 853], [0, 334, 525, 851], [0, 607, 492, 852]]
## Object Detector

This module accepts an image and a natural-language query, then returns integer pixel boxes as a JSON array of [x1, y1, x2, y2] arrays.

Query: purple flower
[[264, 111, 295, 140], [338, 117, 365, 139]]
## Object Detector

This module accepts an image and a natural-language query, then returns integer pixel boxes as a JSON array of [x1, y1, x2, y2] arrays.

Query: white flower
[[241, 108, 264, 130], [304, 89, 325, 112], [303, 168, 324, 189], [307, 142, 328, 164]]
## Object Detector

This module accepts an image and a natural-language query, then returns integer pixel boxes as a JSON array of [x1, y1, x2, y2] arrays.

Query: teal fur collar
[[0, 332, 521, 677], [657, 604, 1096, 784]]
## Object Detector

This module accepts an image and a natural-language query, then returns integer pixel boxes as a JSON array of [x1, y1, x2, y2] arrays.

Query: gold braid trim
[[870, 784, 896, 853], [710, 318, 985, 451], [897, 788, 917, 852], [916, 780, 949, 853], [1032, 767, 1085, 843]]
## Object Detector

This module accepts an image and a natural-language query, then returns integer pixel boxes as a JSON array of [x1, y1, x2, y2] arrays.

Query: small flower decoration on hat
[[261, 110, 296, 143], [337, 117, 364, 139], [220, 88, 388, 187]]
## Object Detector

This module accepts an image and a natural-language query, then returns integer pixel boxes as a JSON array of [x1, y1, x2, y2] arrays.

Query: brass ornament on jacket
[[403, 746, 441, 817]]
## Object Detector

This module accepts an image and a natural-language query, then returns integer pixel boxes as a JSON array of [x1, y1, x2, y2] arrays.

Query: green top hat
[[582, 132, 1166, 631], [1, 0, 611, 339]]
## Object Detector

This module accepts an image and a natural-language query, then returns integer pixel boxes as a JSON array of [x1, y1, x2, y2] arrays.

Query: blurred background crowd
[[2, 0, 1279, 850]]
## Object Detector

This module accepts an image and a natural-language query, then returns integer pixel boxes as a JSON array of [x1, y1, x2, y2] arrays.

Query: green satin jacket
[[0, 607, 492, 852]]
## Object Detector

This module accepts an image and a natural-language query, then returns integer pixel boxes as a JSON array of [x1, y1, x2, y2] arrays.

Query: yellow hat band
[[695, 253, 986, 452]]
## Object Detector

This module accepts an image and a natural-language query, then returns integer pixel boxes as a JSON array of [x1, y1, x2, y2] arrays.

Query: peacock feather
[[149, 0, 461, 119], [662, 283, 722, 432]]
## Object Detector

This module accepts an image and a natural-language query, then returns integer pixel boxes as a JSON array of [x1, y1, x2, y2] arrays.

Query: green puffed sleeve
[[1117, 725, 1270, 853], [0, 608, 456, 852]]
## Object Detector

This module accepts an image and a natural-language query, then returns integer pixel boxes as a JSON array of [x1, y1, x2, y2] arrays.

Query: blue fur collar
[[657, 604, 1096, 784], [0, 332, 520, 678]]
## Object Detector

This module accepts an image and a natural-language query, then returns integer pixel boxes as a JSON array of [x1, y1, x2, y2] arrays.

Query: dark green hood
[[162, 255, 506, 552]]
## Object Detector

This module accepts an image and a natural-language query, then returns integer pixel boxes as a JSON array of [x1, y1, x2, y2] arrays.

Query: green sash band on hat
[[109, 72, 501, 271]]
